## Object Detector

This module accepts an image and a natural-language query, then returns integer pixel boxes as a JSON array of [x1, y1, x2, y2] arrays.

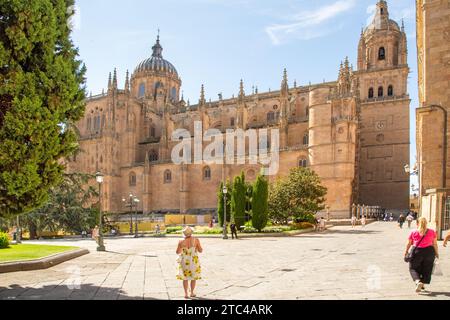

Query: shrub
[[166, 226, 183, 234], [0, 232, 10, 249], [291, 222, 316, 230]]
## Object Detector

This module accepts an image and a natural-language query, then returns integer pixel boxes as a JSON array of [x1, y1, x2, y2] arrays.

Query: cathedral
[[67, 0, 410, 218]]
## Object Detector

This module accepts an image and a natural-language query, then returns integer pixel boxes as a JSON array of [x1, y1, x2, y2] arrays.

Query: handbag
[[404, 230, 428, 263], [432, 259, 444, 276]]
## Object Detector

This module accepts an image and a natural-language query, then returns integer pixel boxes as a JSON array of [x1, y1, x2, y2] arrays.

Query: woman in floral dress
[[176, 226, 203, 298]]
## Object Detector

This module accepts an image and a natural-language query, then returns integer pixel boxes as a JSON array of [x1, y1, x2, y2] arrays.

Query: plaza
[[1, 222, 449, 300]]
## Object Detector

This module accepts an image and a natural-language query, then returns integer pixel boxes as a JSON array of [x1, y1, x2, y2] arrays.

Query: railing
[[362, 94, 409, 103]]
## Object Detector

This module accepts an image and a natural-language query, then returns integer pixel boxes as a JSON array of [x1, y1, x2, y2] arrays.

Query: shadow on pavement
[[0, 283, 163, 300]]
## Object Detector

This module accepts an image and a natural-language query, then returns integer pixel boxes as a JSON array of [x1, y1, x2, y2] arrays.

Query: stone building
[[416, 0, 450, 238], [67, 0, 410, 218]]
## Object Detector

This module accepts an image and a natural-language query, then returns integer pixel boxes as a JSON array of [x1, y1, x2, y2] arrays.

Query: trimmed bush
[[166, 226, 183, 234], [0, 232, 10, 249]]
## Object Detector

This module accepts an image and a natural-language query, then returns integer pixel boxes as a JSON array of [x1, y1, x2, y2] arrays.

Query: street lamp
[[122, 193, 135, 235], [133, 197, 140, 238], [95, 172, 105, 252], [223, 185, 228, 240]]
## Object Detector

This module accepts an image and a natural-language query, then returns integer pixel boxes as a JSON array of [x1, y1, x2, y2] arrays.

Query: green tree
[[268, 167, 327, 224], [251, 174, 269, 232], [23, 173, 98, 239], [0, 0, 86, 218], [231, 173, 246, 228]]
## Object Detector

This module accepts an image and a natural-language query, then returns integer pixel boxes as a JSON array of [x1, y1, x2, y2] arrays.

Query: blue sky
[[71, 0, 418, 185]]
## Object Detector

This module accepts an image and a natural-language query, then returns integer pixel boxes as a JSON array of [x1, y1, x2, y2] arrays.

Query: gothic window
[[378, 86, 384, 97], [94, 115, 101, 131], [129, 172, 137, 187], [101, 115, 106, 128], [164, 170, 172, 183], [203, 166, 211, 180], [171, 87, 177, 101], [149, 150, 159, 162], [303, 133, 309, 146], [230, 117, 235, 127], [150, 125, 156, 138], [267, 112, 275, 122], [368, 88, 374, 99], [378, 47, 386, 60], [388, 85, 394, 97], [380, 8, 384, 15], [87, 117, 91, 131], [138, 83, 146, 98], [298, 158, 308, 168], [306, 107, 309, 119]]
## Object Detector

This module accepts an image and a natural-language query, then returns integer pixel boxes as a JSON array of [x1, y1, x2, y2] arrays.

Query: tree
[[268, 167, 327, 224], [22, 173, 98, 239], [0, 0, 86, 218], [217, 181, 232, 227], [231, 173, 246, 228], [251, 174, 269, 232]]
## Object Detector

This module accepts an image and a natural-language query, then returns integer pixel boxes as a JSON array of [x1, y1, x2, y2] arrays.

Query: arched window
[[230, 117, 235, 127], [138, 83, 146, 98], [154, 82, 163, 90], [368, 88, 374, 99], [150, 125, 156, 138], [171, 87, 177, 101], [149, 150, 159, 162], [303, 133, 309, 146], [298, 158, 308, 168], [164, 170, 172, 183], [87, 117, 92, 131], [267, 112, 275, 122], [388, 85, 394, 97], [306, 107, 309, 119], [378, 47, 386, 60], [378, 86, 384, 97], [129, 172, 136, 186], [203, 166, 211, 180]]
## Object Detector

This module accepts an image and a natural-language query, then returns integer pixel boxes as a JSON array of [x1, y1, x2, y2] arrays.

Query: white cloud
[[265, 0, 356, 45]]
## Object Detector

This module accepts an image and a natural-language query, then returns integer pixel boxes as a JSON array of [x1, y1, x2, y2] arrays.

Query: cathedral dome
[[364, 1, 401, 35], [134, 36, 178, 77]]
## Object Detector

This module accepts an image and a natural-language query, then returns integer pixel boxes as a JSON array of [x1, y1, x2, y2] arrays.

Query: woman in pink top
[[404, 217, 439, 293]]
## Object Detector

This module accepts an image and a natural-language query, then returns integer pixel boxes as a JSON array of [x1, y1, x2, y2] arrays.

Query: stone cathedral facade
[[67, 1, 410, 218]]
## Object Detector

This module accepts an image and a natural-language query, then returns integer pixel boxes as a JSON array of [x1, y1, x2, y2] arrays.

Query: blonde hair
[[417, 217, 428, 235]]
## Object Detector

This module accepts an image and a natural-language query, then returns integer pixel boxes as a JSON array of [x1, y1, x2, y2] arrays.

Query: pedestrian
[[406, 214, 414, 229], [209, 219, 213, 228], [444, 231, 450, 248], [361, 215, 366, 228], [92, 225, 99, 243], [319, 217, 326, 232], [398, 214, 406, 229], [230, 222, 238, 239], [176, 226, 203, 299], [404, 217, 439, 293], [155, 224, 161, 235], [351, 215, 357, 228], [81, 230, 87, 238]]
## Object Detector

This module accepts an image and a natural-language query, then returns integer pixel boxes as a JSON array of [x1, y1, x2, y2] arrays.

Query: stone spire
[[152, 30, 163, 58], [281, 68, 289, 95], [199, 84, 206, 105], [371, 0, 390, 30], [112, 68, 118, 89], [238, 79, 245, 102], [107, 72, 112, 90], [125, 70, 130, 93], [401, 19, 405, 33]]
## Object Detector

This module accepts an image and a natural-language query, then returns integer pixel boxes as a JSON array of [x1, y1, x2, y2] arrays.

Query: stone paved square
[[1, 222, 449, 300]]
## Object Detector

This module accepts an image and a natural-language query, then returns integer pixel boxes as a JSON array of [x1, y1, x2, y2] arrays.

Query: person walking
[[319, 217, 326, 232], [444, 231, 450, 247], [176, 226, 203, 299], [406, 214, 414, 229], [230, 222, 238, 239], [361, 215, 367, 228], [92, 226, 99, 244], [398, 214, 406, 229], [404, 217, 439, 293], [351, 215, 357, 228]]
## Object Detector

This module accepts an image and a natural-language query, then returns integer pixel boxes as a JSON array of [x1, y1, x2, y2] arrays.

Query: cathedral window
[[378, 86, 384, 97], [368, 88, 374, 99], [149, 150, 159, 162], [303, 133, 309, 146], [230, 118, 235, 127], [306, 107, 309, 119], [150, 126, 156, 138], [87, 117, 91, 131], [203, 166, 211, 180], [129, 172, 137, 187], [267, 112, 275, 123], [378, 47, 386, 60], [138, 83, 146, 98], [298, 158, 308, 168], [171, 87, 177, 102], [164, 170, 172, 183], [388, 85, 394, 97]]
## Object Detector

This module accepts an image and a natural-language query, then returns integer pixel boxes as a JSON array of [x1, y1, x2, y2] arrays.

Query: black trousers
[[231, 230, 238, 239], [409, 246, 436, 284]]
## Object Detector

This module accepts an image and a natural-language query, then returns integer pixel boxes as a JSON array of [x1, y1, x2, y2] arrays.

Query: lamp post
[[96, 172, 105, 252], [122, 194, 135, 235], [16, 215, 21, 244], [133, 197, 140, 238], [223, 185, 228, 240]]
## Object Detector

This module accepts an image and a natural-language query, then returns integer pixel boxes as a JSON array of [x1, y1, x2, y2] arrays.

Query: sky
[[71, 0, 418, 188]]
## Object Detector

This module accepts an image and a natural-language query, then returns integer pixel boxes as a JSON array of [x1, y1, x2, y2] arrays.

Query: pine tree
[[252, 174, 269, 232], [0, 0, 86, 217], [231, 173, 246, 228]]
